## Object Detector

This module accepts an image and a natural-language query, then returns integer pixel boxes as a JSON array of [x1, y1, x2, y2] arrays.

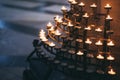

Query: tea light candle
[[84, 26, 91, 30], [107, 55, 115, 60], [40, 29, 45, 35], [49, 42, 55, 47], [97, 54, 104, 59], [78, 2, 85, 7], [61, 6, 67, 11], [77, 51, 84, 55], [83, 13, 89, 18], [68, 0, 74, 3], [107, 41, 115, 46], [68, 22, 73, 27], [55, 29, 61, 36], [49, 26, 54, 31], [85, 38, 92, 44], [41, 37, 48, 42], [106, 15, 113, 20], [95, 28, 102, 32], [104, 4, 112, 9], [47, 22, 53, 28], [90, 3, 97, 8], [108, 69, 116, 75], [54, 15, 60, 21], [58, 18, 63, 23], [95, 40, 103, 46], [71, 0, 77, 4]]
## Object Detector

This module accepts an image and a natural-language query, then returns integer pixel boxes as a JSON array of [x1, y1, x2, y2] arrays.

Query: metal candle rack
[[27, 0, 117, 79]]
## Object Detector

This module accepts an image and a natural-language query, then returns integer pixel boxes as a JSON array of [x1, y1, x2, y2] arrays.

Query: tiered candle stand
[[26, 0, 117, 80]]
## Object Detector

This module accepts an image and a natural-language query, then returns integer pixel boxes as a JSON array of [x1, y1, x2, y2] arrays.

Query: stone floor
[[0, 0, 120, 80]]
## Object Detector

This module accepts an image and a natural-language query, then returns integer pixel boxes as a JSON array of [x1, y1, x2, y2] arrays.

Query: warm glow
[[106, 15, 112, 20], [95, 28, 102, 32], [71, 0, 77, 4], [55, 29, 61, 36], [107, 55, 115, 60], [54, 15, 60, 21], [68, 22, 73, 26], [58, 17, 63, 23], [49, 42, 55, 47], [83, 13, 89, 18], [41, 37, 48, 42], [90, 3, 97, 8], [97, 54, 104, 59], [47, 22, 53, 27], [61, 6, 67, 11], [107, 41, 115, 46], [77, 51, 84, 55], [40, 29, 45, 35], [105, 4, 112, 9], [79, 2, 85, 7], [95, 40, 103, 46], [85, 38, 92, 44], [108, 69, 116, 75], [49, 26, 54, 31], [84, 26, 91, 30], [68, 0, 74, 3]]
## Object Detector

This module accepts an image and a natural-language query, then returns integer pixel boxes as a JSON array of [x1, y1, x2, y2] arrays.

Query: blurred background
[[0, 0, 67, 80]]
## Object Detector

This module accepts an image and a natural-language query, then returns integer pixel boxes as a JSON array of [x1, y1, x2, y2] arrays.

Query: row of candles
[[39, 27, 116, 75], [39, 0, 116, 76], [67, 0, 111, 9]]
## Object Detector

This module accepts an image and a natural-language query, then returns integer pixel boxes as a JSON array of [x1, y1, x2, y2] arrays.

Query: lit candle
[[95, 28, 102, 32], [97, 54, 104, 59], [68, 22, 73, 27], [54, 15, 60, 21], [58, 17, 63, 23], [61, 6, 67, 11], [108, 69, 116, 75], [40, 29, 45, 35], [49, 26, 54, 31], [85, 38, 92, 44], [41, 37, 48, 42], [83, 13, 89, 18], [90, 3, 97, 8], [104, 4, 112, 9], [77, 51, 84, 55], [84, 26, 91, 30], [107, 55, 115, 60], [95, 40, 103, 46], [55, 29, 61, 36], [68, 0, 74, 3], [49, 42, 55, 47], [107, 41, 115, 46], [106, 15, 113, 20], [47, 22, 52, 27], [71, 0, 77, 4], [78, 2, 85, 7]]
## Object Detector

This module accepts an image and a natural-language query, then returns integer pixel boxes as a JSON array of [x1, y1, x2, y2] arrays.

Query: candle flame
[[95, 40, 103, 46], [90, 3, 97, 7], [79, 2, 85, 6], [108, 69, 116, 75], [77, 51, 84, 55], [106, 15, 112, 20], [107, 40, 115, 46], [85, 38, 92, 44], [61, 6, 67, 10], [107, 55, 115, 60], [97, 54, 104, 59], [83, 13, 89, 18]]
